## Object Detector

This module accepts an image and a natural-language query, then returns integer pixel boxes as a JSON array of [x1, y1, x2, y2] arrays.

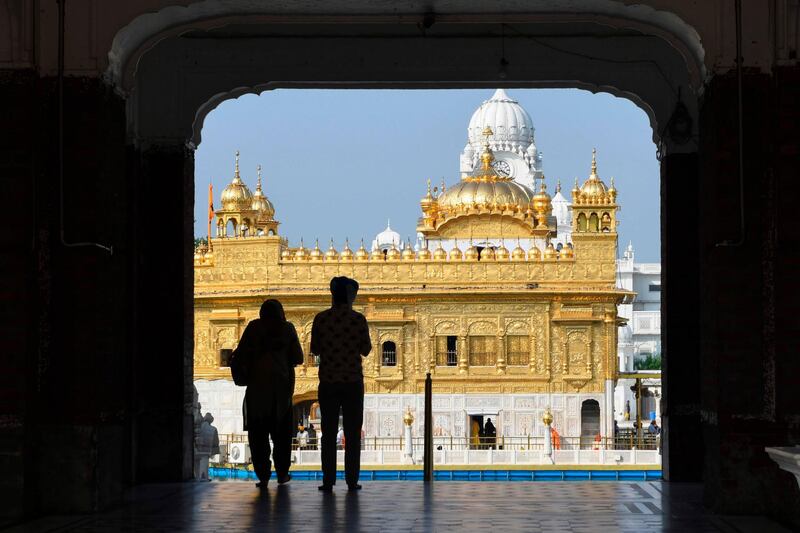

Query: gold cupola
[[479, 243, 496, 261], [251, 165, 275, 219], [417, 243, 432, 261], [512, 239, 526, 261], [281, 247, 293, 261], [528, 244, 542, 261], [575, 149, 609, 201], [531, 177, 553, 228], [465, 240, 479, 261], [340, 239, 354, 261], [355, 239, 370, 261], [402, 240, 416, 261], [433, 242, 447, 261], [562, 242, 575, 259], [449, 241, 463, 261], [325, 239, 339, 261], [294, 239, 309, 261], [309, 239, 324, 261], [220, 151, 254, 211], [386, 242, 402, 262], [370, 244, 385, 262], [544, 242, 558, 260], [419, 179, 438, 226], [495, 240, 510, 261]]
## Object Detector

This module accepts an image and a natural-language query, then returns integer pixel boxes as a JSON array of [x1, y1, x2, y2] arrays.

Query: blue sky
[[195, 89, 660, 262]]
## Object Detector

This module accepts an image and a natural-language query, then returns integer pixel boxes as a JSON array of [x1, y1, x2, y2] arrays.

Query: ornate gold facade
[[194, 141, 629, 402]]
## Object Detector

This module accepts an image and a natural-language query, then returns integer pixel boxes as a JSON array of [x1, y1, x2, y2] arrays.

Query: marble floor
[[4, 481, 792, 533]]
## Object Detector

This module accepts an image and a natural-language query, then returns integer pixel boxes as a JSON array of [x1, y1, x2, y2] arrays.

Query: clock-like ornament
[[492, 159, 512, 177]]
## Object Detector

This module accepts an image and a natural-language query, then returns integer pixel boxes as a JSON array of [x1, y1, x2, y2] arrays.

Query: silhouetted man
[[484, 418, 497, 449], [311, 276, 371, 491], [232, 299, 303, 488]]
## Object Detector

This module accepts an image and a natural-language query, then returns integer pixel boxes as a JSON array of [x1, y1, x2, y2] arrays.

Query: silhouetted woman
[[233, 299, 303, 488]]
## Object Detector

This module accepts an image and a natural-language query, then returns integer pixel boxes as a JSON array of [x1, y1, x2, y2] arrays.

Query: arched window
[[588, 213, 599, 232], [577, 213, 587, 232], [580, 399, 601, 448], [382, 341, 397, 366], [226, 218, 237, 237]]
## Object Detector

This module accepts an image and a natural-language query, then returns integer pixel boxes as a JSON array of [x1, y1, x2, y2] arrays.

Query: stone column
[[403, 407, 415, 464], [542, 408, 554, 464], [495, 333, 506, 374], [458, 334, 468, 374]]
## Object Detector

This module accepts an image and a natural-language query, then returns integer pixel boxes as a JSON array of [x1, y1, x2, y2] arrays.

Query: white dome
[[373, 221, 401, 251], [468, 89, 534, 150], [552, 189, 571, 227]]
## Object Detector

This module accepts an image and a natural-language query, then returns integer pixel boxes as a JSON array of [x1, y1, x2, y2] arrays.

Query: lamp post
[[543, 407, 555, 464], [403, 406, 415, 464]]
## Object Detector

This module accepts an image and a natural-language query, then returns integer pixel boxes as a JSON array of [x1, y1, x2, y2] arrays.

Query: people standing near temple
[[307, 423, 318, 450], [336, 426, 345, 450], [195, 413, 220, 481], [296, 425, 309, 450], [648, 419, 660, 435], [484, 418, 497, 449], [624, 400, 631, 421], [311, 276, 372, 492], [231, 299, 303, 488]]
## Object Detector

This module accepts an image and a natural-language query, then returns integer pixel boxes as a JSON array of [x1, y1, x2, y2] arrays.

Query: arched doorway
[[580, 399, 601, 449]]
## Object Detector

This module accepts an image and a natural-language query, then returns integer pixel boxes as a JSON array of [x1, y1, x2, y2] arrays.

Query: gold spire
[[556, 180, 562, 193], [590, 148, 597, 177], [440, 178, 446, 195], [479, 126, 495, 172], [427, 178, 432, 197], [309, 238, 324, 261], [256, 164, 263, 191], [402, 239, 416, 261], [325, 238, 339, 261], [355, 238, 369, 261], [341, 238, 354, 261], [433, 241, 447, 261], [234, 150, 241, 180]]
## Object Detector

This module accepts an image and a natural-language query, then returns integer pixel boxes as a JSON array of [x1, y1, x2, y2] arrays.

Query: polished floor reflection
[[6, 481, 791, 532]]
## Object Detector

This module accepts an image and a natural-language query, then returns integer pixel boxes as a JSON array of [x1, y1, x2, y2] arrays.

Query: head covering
[[258, 299, 290, 349], [330, 276, 359, 305]]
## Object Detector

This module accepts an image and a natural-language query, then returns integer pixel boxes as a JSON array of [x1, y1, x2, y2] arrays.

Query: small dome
[[370, 245, 385, 262], [355, 240, 370, 261], [325, 239, 339, 261], [294, 240, 309, 261], [512, 242, 526, 261], [544, 242, 558, 260], [386, 243, 401, 261], [551, 181, 572, 227], [465, 243, 479, 261], [433, 243, 447, 261], [528, 245, 542, 261], [449, 243, 463, 261], [579, 149, 609, 198], [402, 241, 416, 261], [562, 242, 575, 259], [309, 239, 324, 261], [220, 151, 254, 211], [532, 179, 552, 224], [479, 246, 496, 261], [281, 248, 293, 261], [418, 246, 432, 260], [468, 89, 534, 151], [251, 165, 275, 218], [340, 239, 354, 261], [496, 243, 510, 261], [374, 221, 401, 251]]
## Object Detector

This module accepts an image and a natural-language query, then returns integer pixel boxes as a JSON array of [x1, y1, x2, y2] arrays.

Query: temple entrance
[[580, 400, 601, 449]]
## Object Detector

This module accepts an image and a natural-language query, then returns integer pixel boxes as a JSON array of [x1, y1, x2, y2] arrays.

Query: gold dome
[[356, 239, 370, 261], [479, 245, 495, 261], [579, 149, 608, 198], [449, 242, 463, 261], [532, 178, 552, 227], [417, 245, 432, 261], [465, 242, 479, 261], [402, 241, 416, 261], [386, 243, 401, 261], [370, 245, 385, 262], [528, 245, 542, 261], [220, 151, 254, 211], [495, 242, 510, 261], [433, 242, 447, 261], [544, 242, 558, 260], [436, 133, 535, 217], [281, 247, 293, 261], [512, 240, 526, 261], [562, 242, 575, 259], [309, 239, 324, 261], [340, 239, 354, 261], [420, 179, 438, 215], [251, 165, 275, 218], [325, 239, 339, 261], [294, 239, 309, 261]]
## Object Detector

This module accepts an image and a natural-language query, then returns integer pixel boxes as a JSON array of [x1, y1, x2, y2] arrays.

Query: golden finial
[[256, 164, 263, 191], [234, 150, 240, 179], [482, 126, 494, 138], [610, 177, 615, 189], [441, 178, 446, 195], [427, 178, 432, 197], [590, 148, 597, 177], [573, 177, 580, 191]]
